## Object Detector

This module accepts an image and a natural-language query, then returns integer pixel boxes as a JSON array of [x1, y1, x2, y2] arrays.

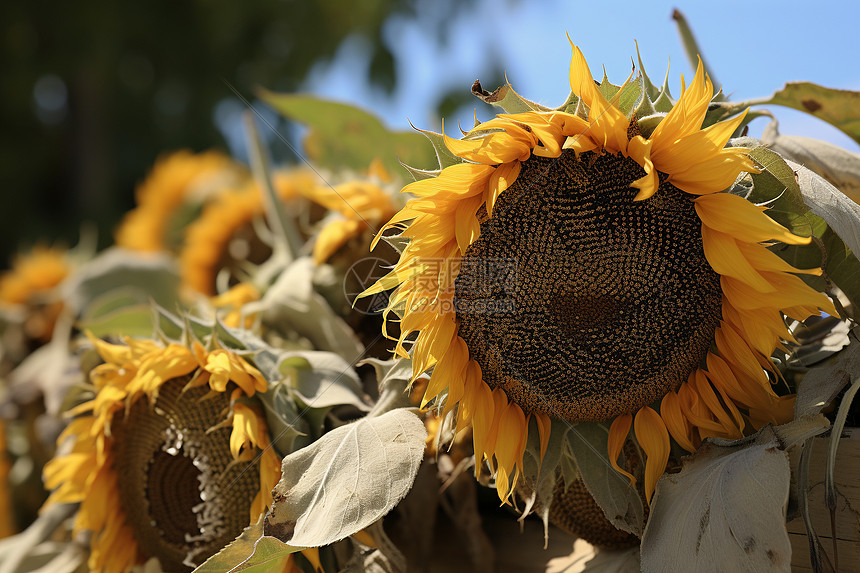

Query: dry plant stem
[[825, 373, 860, 571], [798, 438, 834, 573], [242, 111, 303, 262]]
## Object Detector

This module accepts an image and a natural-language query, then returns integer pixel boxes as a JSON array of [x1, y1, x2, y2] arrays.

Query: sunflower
[[179, 170, 318, 296], [115, 150, 241, 253], [0, 245, 70, 342], [362, 43, 836, 504], [307, 179, 397, 264], [39, 334, 311, 573], [180, 169, 396, 296]]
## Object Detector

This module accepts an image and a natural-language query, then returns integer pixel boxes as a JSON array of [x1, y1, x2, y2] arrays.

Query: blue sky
[[300, 0, 860, 151]]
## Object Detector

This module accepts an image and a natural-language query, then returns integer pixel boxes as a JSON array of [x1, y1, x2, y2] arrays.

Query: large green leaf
[[752, 83, 860, 145], [260, 92, 438, 177], [63, 248, 180, 317]]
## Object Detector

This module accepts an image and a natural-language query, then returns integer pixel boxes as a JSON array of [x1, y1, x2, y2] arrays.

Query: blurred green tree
[[0, 0, 473, 266]]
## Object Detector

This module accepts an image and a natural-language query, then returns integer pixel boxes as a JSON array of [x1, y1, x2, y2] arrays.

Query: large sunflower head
[[362, 42, 836, 504], [115, 150, 243, 253], [41, 333, 286, 572]]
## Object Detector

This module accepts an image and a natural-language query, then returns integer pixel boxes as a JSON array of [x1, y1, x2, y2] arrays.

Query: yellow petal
[[660, 391, 698, 453], [487, 161, 521, 217], [313, 218, 363, 264], [633, 406, 670, 504], [700, 225, 774, 292], [533, 411, 551, 462], [695, 193, 811, 245], [607, 413, 635, 486]]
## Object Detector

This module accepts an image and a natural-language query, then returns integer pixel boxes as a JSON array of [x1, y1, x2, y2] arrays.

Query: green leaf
[[360, 357, 415, 417], [264, 409, 426, 547], [470, 79, 548, 115], [641, 419, 829, 573], [746, 146, 813, 236], [787, 160, 860, 312], [280, 350, 367, 411], [794, 337, 860, 419], [788, 160, 860, 256], [259, 92, 438, 177], [63, 248, 180, 316], [193, 521, 300, 573], [754, 83, 860, 145], [77, 303, 154, 339], [257, 382, 310, 456], [260, 257, 364, 362], [567, 421, 645, 537]]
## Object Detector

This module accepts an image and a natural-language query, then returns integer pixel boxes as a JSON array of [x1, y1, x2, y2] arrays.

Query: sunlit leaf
[[761, 119, 860, 205], [471, 80, 549, 115], [755, 83, 860, 145], [264, 409, 426, 547], [194, 521, 299, 573], [260, 92, 438, 177]]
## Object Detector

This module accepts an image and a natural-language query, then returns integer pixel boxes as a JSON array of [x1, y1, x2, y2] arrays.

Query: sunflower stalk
[[242, 111, 304, 263], [671, 9, 725, 102]]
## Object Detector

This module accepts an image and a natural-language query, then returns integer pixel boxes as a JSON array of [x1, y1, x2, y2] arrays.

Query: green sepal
[[415, 128, 461, 170], [400, 162, 441, 182]]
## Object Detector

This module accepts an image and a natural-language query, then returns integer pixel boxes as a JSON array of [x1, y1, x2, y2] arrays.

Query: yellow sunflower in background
[[179, 170, 318, 296], [307, 178, 397, 264], [40, 334, 314, 573], [180, 168, 396, 296], [116, 150, 242, 253], [363, 42, 836, 504], [0, 245, 70, 342]]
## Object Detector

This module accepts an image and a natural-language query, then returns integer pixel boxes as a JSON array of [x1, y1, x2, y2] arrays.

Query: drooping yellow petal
[[627, 135, 658, 201], [533, 411, 551, 462], [633, 406, 670, 504], [487, 161, 521, 217], [421, 336, 468, 407], [695, 193, 812, 245], [607, 413, 635, 486], [660, 391, 698, 453], [494, 402, 528, 503], [313, 218, 363, 264]]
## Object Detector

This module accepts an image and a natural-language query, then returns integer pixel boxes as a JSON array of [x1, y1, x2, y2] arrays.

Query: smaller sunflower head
[[42, 333, 282, 572], [363, 41, 836, 505], [179, 170, 319, 296], [116, 150, 243, 254]]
